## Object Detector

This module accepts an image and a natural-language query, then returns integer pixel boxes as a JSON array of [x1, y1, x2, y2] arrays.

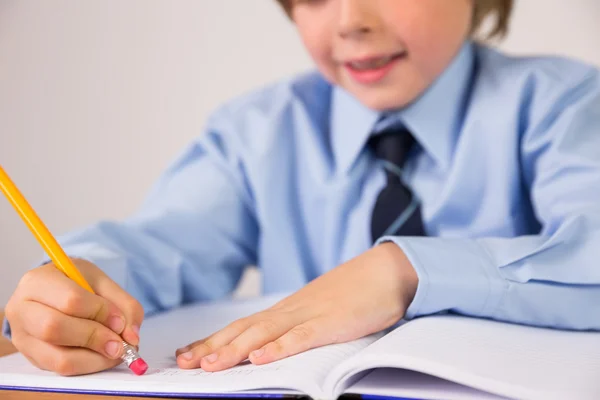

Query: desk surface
[[0, 311, 185, 400]]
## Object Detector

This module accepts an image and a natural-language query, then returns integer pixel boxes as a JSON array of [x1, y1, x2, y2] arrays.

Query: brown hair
[[275, 0, 514, 40], [472, 0, 514, 39]]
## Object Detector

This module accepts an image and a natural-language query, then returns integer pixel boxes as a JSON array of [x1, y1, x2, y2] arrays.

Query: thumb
[[74, 259, 145, 346]]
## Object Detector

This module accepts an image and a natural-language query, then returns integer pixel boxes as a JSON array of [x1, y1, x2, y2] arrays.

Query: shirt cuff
[[376, 236, 507, 320]]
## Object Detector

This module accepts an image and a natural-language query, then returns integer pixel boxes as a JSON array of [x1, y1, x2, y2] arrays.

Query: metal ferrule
[[120, 341, 140, 366]]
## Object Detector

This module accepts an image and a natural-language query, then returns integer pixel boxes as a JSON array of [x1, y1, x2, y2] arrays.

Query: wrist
[[377, 242, 419, 306]]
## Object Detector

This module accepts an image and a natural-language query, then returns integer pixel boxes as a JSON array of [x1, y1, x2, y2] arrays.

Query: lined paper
[[327, 315, 600, 400], [0, 293, 377, 399]]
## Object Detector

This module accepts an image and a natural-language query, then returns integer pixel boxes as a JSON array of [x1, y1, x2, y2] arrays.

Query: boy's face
[[291, 0, 473, 111]]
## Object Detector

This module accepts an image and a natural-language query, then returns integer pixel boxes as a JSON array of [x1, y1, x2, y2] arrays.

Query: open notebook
[[1, 294, 599, 400]]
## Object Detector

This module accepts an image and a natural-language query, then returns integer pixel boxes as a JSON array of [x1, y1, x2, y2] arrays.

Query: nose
[[337, 0, 379, 40]]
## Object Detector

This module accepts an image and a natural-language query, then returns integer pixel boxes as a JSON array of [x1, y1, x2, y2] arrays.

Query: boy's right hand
[[4, 259, 144, 376]]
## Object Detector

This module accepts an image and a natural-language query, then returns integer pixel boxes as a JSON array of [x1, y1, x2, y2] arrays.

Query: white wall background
[[1, 0, 600, 307]]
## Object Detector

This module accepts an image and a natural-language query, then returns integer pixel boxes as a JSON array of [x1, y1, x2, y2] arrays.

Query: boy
[[4, 0, 600, 376]]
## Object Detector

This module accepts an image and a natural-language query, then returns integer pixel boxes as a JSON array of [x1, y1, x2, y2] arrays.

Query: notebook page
[[325, 315, 600, 400], [347, 369, 510, 400], [0, 294, 379, 399]]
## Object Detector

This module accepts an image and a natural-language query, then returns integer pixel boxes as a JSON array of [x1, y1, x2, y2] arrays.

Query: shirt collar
[[330, 40, 476, 173]]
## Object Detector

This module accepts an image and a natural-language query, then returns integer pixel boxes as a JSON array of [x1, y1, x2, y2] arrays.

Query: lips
[[342, 52, 407, 84], [346, 53, 404, 71]]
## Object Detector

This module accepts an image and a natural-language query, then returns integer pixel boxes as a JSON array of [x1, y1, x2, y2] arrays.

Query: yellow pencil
[[0, 164, 148, 375]]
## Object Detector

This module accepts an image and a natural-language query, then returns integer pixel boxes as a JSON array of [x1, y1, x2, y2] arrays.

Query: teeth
[[350, 55, 395, 70]]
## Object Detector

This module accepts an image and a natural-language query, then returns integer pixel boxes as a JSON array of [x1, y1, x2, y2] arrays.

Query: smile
[[343, 52, 407, 84]]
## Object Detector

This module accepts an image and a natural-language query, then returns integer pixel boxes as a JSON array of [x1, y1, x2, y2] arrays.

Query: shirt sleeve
[[379, 69, 600, 330], [7, 106, 259, 334]]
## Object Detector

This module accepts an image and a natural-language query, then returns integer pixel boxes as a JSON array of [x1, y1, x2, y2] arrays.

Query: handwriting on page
[[146, 362, 283, 377], [129, 334, 378, 385]]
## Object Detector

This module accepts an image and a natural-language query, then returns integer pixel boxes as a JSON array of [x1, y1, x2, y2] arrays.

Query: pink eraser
[[129, 358, 149, 376]]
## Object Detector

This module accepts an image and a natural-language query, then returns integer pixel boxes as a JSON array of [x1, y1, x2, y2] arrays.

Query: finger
[[175, 338, 204, 357], [20, 301, 125, 359], [177, 317, 256, 369], [81, 260, 145, 346], [19, 265, 127, 336], [199, 314, 301, 372], [250, 319, 332, 365], [13, 333, 121, 376], [174, 313, 272, 357], [7, 327, 43, 370]]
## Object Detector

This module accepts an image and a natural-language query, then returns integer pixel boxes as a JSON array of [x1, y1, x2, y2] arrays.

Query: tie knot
[[368, 127, 416, 167]]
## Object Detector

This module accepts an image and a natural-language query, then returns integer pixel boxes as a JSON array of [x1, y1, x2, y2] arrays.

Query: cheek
[[405, 34, 465, 83], [394, 8, 471, 79], [294, 16, 338, 84], [309, 45, 338, 83]]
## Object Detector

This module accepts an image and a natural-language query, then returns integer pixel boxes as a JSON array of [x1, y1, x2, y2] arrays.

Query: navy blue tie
[[369, 127, 425, 242]]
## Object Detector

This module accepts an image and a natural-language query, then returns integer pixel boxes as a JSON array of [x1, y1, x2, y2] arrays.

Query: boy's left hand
[[175, 242, 418, 372]]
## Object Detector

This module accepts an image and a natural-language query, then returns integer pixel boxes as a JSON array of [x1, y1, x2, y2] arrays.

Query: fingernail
[[132, 325, 140, 336], [105, 341, 121, 358], [179, 351, 193, 361], [108, 316, 125, 334], [251, 348, 265, 358], [203, 353, 218, 364]]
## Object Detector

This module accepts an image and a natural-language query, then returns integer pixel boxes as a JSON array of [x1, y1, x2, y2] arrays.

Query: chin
[[350, 88, 417, 112]]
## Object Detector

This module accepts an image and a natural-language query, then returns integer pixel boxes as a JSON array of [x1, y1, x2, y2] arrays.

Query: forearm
[[381, 220, 600, 330]]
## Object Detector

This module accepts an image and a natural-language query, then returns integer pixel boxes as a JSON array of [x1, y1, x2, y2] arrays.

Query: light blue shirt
[[5, 41, 600, 338]]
